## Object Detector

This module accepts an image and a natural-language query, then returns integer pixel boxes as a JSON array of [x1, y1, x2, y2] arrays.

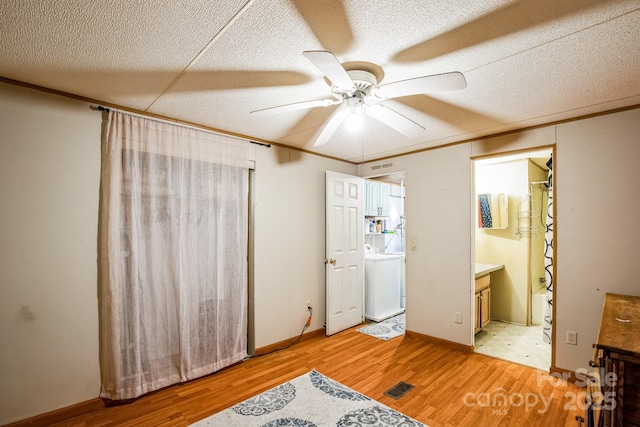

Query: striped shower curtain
[[543, 165, 553, 344]]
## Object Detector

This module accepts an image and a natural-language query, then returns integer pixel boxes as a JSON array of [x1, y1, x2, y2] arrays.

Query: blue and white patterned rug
[[191, 369, 425, 426], [357, 313, 405, 340]]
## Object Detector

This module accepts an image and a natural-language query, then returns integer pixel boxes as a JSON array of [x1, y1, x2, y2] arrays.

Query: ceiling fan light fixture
[[344, 113, 364, 131], [261, 50, 466, 147], [345, 95, 365, 114]]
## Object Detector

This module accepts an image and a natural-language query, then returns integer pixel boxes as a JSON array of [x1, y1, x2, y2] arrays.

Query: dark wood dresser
[[595, 293, 640, 427]]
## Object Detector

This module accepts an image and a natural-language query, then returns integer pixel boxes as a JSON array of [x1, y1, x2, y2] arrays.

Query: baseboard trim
[[4, 398, 104, 427], [255, 328, 325, 356], [405, 330, 474, 354], [549, 366, 589, 388]]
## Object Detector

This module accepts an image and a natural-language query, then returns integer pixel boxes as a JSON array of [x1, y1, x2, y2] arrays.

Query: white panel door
[[325, 171, 364, 336]]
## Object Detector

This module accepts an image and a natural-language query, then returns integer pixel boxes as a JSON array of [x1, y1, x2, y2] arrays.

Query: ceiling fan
[[250, 50, 467, 146]]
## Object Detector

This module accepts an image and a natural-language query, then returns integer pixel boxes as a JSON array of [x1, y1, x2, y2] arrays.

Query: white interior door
[[325, 171, 364, 336]]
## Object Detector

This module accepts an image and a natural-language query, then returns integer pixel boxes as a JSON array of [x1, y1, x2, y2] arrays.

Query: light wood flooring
[[48, 325, 584, 427]]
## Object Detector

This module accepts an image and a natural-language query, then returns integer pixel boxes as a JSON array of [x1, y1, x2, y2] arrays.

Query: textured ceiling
[[1, 0, 638, 163]]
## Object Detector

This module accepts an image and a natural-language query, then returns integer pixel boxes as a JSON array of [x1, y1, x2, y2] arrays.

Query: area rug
[[357, 313, 405, 340], [190, 369, 425, 426]]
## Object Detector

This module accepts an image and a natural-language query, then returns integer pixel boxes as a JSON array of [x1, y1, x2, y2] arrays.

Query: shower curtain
[[543, 158, 553, 344], [98, 111, 249, 400]]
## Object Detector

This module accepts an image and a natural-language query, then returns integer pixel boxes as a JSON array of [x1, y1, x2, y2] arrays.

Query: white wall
[[0, 81, 357, 424], [253, 147, 357, 348], [0, 83, 101, 424], [555, 108, 640, 371], [364, 108, 640, 372], [403, 143, 473, 345]]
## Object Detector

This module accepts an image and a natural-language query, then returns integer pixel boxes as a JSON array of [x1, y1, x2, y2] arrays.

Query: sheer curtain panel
[[99, 111, 249, 400]]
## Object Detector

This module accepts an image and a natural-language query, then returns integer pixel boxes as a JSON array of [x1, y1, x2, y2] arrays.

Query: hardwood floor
[[49, 325, 584, 427]]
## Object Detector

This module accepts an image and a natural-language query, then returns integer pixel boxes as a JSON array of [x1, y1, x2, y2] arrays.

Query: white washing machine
[[364, 254, 404, 321]]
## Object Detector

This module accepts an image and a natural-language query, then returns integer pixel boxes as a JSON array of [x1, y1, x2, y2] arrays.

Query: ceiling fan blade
[[314, 104, 350, 146], [366, 104, 425, 139], [251, 98, 339, 116], [303, 50, 355, 93], [375, 72, 467, 99]]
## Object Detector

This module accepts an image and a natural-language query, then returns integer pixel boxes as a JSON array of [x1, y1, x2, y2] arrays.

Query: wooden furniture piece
[[594, 293, 640, 427]]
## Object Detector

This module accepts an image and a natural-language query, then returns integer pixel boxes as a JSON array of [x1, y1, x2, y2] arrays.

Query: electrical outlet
[[566, 331, 577, 345], [455, 312, 462, 324]]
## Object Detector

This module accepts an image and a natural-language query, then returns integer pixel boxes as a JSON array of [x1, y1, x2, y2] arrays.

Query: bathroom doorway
[[472, 148, 553, 371], [363, 173, 406, 330]]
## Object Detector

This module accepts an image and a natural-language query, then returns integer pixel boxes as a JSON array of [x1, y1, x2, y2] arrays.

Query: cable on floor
[[246, 306, 313, 359]]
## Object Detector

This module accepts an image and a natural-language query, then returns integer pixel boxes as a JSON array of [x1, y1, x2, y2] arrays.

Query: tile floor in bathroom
[[474, 320, 551, 371]]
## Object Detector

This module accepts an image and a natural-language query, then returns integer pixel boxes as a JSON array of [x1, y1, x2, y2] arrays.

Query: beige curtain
[[99, 111, 249, 400]]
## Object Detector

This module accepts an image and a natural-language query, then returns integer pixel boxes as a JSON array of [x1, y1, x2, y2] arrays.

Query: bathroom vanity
[[474, 263, 504, 334]]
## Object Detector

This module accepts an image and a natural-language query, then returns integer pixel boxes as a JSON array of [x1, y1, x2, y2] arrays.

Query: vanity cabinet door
[[474, 274, 491, 333], [475, 291, 482, 334], [480, 288, 491, 329]]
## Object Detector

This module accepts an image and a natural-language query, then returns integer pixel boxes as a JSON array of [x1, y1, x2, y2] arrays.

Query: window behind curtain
[[99, 111, 249, 400]]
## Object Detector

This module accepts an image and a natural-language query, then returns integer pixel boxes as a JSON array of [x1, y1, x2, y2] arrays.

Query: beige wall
[[555, 109, 640, 371], [253, 146, 357, 348], [361, 106, 640, 374], [0, 81, 356, 424], [403, 143, 473, 345], [0, 83, 101, 424]]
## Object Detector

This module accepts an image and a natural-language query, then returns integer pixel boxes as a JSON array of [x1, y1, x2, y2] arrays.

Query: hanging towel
[[491, 192, 507, 228], [479, 193, 493, 228]]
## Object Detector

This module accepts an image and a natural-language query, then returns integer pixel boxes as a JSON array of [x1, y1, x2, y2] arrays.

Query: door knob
[[325, 258, 337, 265]]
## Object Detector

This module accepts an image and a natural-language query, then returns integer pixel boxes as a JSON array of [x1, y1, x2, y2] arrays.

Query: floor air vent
[[383, 381, 415, 400]]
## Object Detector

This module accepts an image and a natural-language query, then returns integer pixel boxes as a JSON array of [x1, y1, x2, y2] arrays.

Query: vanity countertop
[[475, 263, 504, 278]]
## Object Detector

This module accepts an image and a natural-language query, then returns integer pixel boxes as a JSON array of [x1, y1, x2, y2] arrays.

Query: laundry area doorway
[[360, 173, 407, 340]]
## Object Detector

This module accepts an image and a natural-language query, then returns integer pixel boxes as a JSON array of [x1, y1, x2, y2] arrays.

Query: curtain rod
[[90, 105, 271, 148]]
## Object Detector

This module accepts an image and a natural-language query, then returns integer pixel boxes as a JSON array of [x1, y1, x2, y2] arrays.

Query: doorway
[[363, 173, 406, 330], [472, 149, 553, 371]]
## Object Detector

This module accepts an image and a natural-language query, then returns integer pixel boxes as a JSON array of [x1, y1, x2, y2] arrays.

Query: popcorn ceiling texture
[[1, 0, 638, 162]]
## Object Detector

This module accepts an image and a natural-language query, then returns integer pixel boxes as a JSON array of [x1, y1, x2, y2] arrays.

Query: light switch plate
[[455, 312, 462, 324]]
